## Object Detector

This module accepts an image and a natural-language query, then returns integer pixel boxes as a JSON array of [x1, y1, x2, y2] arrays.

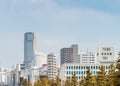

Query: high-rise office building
[[47, 53, 57, 79], [24, 32, 37, 68], [60, 44, 78, 65]]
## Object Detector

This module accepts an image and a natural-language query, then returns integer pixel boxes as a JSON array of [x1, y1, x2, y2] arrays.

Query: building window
[[84, 71, 86, 74], [66, 71, 69, 75], [83, 66, 85, 69], [66, 66, 68, 69], [71, 71, 73, 74], [91, 66, 92, 69], [96, 66, 98, 69], [76, 66, 78, 69], [104, 53, 106, 55], [76, 71, 78, 75], [69, 71, 70, 74], [71, 66, 73, 69], [69, 66, 70, 69], [79, 71, 80, 74], [101, 53, 103, 55]]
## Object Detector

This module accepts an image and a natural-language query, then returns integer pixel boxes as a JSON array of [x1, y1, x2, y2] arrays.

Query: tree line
[[20, 58, 120, 86]]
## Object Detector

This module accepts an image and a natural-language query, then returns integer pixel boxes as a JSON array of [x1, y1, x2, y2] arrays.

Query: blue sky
[[0, 0, 120, 69]]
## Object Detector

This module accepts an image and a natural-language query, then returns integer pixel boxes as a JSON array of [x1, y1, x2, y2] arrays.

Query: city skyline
[[0, 0, 120, 69]]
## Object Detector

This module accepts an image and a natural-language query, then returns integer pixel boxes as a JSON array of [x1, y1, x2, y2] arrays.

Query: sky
[[0, 0, 120, 69]]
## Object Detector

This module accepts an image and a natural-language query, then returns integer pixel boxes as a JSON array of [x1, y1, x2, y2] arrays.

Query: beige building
[[97, 46, 114, 63]]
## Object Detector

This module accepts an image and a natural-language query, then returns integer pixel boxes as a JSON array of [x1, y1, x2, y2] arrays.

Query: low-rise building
[[60, 63, 113, 83]]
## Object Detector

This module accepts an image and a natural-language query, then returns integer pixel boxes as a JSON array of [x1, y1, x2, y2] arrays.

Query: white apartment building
[[0, 67, 8, 86], [97, 46, 114, 63], [34, 52, 47, 68], [60, 63, 113, 84], [30, 64, 48, 84], [30, 66, 39, 84], [47, 53, 57, 79], [77, 52, 97, 64]]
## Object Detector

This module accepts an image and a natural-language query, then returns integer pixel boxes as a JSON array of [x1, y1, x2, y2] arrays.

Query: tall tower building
[[72, 45, 78, 63], [24, 32, 37, 68], [60, 44, 78, 65], [47, 53, 57, 79]]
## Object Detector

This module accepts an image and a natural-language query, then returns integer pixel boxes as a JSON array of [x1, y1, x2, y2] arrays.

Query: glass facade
[[24, 32, 36, 68]]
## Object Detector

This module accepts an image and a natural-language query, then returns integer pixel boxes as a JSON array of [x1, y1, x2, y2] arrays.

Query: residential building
[[0, 67, 8, 86], [77, 54, 80, 63], [60, 44, 78, 65], [47, 53, 57, 79], [77, 51, 97, 64], [72, 45, 78, 63], [24, 32, 37, 68]]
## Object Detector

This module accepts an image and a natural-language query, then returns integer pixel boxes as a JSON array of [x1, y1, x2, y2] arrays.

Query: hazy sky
[[0, 0, 120, 69]]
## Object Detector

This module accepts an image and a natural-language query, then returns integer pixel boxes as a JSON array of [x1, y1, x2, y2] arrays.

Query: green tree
[[39, 75, 48, 79], [84, 67, 94, 86], [22, 78, 31, 86], [48, 79, 56, 86], [106, 64, 115, 86], [34, 80, 41, 86], [65, 77, 71, 86], [56, 76, 61, 86], [40, 78, 49, 86], [71, 71, 78, 86], [96, 65, 107, 86], [114, 58, 120, 86], [19, 77, 24, 86], [79, 76, 85, 86], [34, 76, 48, 86]]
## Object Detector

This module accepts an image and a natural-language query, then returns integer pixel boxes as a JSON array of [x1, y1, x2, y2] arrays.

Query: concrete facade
[[60, 44, 78, 65], [97, 46, 114, 63], [47, 53, 57, 79]]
